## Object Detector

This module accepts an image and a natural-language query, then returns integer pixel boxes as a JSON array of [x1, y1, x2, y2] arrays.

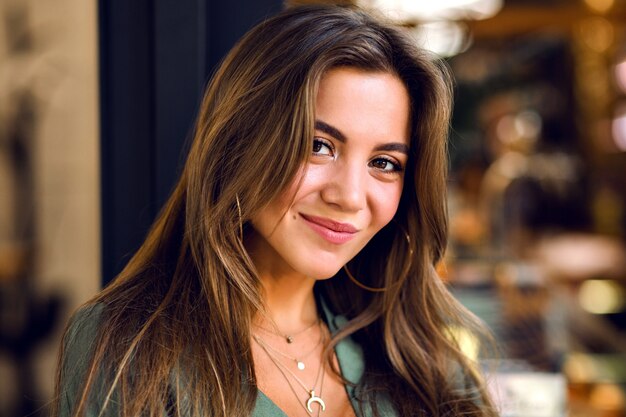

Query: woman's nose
[[320, 161, 366, 212]]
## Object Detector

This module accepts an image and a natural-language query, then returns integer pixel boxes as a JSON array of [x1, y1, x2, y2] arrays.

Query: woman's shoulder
[[446, 357, 487, 408], [65, 303, 105, 341], [61, 303, 107, 365], [57, 303, 109, 417]]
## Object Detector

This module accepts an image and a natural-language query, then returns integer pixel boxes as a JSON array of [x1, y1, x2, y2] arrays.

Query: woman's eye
[[312, 138, 334, 157], [370, 157, 402, 173]]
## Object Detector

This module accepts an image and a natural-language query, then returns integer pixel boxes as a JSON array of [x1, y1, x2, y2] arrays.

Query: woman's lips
[[299, 214, 358, 244]]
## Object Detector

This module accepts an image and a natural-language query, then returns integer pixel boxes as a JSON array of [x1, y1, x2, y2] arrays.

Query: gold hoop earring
[[343, 223, 413, 293], [235, 194, 243, 241]]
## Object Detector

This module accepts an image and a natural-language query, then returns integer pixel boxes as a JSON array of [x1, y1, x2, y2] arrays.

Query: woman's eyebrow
[[374, 143, 409, 155], [315, 120, 346, 142], [315, 119, 409, 155]]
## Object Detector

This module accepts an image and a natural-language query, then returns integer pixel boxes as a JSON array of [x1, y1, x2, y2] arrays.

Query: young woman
[[55, 5, 497, 417]]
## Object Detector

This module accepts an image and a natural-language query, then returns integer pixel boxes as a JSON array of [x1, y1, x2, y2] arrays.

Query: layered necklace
[[254, 324, 324, 371], [253, 320, 327, 415], [255, 318, 320, 344]]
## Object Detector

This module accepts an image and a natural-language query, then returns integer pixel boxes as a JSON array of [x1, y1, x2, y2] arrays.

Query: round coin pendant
[[297, 361, 305, 370], [286, 336, 293, 344]]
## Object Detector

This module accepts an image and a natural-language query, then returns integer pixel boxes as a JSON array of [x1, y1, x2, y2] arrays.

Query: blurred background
[[0, 0, 624, 416]]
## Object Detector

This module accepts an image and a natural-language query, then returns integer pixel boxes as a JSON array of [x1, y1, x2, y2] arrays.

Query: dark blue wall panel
[[99, 0, 282, 286]]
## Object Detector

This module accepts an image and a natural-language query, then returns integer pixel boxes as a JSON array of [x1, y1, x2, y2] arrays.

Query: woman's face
[[248, 67, 411, 280]]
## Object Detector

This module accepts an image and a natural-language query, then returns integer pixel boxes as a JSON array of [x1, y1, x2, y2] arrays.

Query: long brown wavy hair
[[54, 5, 497, 417]]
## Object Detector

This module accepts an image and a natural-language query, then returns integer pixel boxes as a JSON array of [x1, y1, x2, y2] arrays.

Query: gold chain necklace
[[252, 328, 323, 371], [253, 334, 327, 415], [254, 318, 320, 344]]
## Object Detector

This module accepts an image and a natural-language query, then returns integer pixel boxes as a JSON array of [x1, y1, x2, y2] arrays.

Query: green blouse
[[58, 302, 398, 417], [254, 302, 397, 417]]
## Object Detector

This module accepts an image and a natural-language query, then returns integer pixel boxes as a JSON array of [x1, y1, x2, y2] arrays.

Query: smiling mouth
[[299, 213, 358, 244]]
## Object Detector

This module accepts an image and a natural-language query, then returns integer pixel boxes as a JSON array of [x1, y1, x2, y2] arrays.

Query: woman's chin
[[296, 263, 343, 281], [312, 270, 341, 281]]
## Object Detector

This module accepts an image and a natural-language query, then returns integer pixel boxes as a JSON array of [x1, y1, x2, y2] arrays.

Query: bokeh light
[[615, 59, 626, 93], [612, 105, 626, 151], [578, 279, 625, 314], [408, 21, 472, 57], [360, 0, 503, 21], [578, 17, 614, 53], [583, 0, 615, 14]]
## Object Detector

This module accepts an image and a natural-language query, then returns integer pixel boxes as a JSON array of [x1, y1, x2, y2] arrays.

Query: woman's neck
[[255, 270, 319, 333], [245, 229, 320, 332]]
